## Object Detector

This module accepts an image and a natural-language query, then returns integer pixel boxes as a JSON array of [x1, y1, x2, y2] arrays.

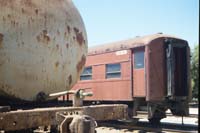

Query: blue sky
[[73, 0, 199, 49]]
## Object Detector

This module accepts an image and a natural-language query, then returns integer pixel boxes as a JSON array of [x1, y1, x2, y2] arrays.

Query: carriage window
[[106, 63, 121, 79], [80, 66, 92, 80], [134, 51, 144, 69]]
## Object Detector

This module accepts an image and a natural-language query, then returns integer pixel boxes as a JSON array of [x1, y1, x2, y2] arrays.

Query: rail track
[[96, 120, 198, 133], [96, 108, 198, 133], [136, 111, 198, 118]]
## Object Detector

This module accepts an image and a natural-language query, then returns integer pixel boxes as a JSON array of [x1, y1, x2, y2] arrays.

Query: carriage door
[[132, 48, 145, 97], [166, 43, 188, 98]]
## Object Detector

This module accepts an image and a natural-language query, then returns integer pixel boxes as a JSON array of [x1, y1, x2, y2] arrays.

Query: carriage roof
[[88, 33, 186, 55]]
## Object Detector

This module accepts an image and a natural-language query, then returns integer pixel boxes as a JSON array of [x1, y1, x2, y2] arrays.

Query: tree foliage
[[191, 45, 199, 99]]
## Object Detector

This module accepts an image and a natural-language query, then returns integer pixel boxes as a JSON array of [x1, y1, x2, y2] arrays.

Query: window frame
[[80, 66, 92, 81], [134, 50, 145, 69], [106, 63, 121, 79]]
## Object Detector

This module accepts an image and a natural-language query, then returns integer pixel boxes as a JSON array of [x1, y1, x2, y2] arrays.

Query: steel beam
[[0, 104, 128, 131]]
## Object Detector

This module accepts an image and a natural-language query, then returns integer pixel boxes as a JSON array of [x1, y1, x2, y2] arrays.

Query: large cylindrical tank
[[0, 0, 87, 101]]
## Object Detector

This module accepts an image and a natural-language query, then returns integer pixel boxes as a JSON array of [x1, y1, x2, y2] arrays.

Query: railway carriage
[[61, 33, 191, 123]]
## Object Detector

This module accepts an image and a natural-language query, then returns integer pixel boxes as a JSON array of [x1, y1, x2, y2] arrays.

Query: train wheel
[[148, 117, 161, 125], [147, 103, 166, 125]]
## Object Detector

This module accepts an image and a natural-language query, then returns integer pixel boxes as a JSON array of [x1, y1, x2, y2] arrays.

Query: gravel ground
[[96, 107, 198, 133], [162, 107, 198, 125], [166, 107, 198, 115], [189, 108, 199, 115]]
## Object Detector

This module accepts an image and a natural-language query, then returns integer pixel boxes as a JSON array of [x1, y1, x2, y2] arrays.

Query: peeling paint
[[36, 30, 51, 44], [57, 30, 60, 36], [0, 33, 4, 47], [2, 16, 6, 22], [66, 43, 69, 48], [7, 14, 11, 18], [73, 36, 76, 40], [76, 55, 86, 71], [56, 44, 59, 50], [73, 27, 85, 46], [64, 32, 67, 38], [35, 9, 39, 15], [68, 75, 72, 85], [55, 61, 59, 68], [21, 8, 25, 13], [67, 25, 71, 33]]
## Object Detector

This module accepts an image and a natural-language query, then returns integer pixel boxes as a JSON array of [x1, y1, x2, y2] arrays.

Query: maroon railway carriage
[[60, 33, 191, 123]]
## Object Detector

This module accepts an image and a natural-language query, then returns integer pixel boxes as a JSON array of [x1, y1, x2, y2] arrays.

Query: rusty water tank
[[0, 0, 87, 101]]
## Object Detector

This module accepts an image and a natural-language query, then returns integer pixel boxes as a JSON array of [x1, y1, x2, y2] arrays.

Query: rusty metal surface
[[88, 33, 184, 55], [146, 39, 190, 101], [0, 104, 128, 131], [0, 0, 88, 101], [146, 39, 166, 101]]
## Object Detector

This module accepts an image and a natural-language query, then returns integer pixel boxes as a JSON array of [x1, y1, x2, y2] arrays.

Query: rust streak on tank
[[35, 9, 39, 15], [0, 33, 4, 48], [2, 16, 6, 22], [55, 61, 59, 68], [68, 75, 72, 85], [57, 30, 60, 36], [56, 44, 59, 50], [73, 27, 85, 46], [36, 30, 51, 44], [73, 36, 76, 40], [67, 25, 71, 34], [21, 8, 25, 14], [66, 43, 69, 48], [42, 30, 50, 42], [76, 55, 86, 71], [36, 36, 41, 42], [7, 14, 11, 18]]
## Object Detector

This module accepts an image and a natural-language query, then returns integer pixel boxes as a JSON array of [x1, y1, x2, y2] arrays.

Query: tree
[[191, 45, 199, 100]]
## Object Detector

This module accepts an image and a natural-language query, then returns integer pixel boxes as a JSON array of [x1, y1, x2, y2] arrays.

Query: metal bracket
[[57, 113, 97, 133], [0, 104, 128, 131]]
